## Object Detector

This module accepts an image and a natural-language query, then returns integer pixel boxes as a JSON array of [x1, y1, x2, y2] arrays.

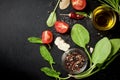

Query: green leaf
[[41, 67, 60, 78], [99, 39, 120, 71], [110, 39, 120, 56], [76, 12, 88, 17], [98, 0, 120, 14], [28, 37, 42, 44], [71, 24, 90, 48], [46, 0, 61, 27], [92, 37, 111, 65], [46, 11, 57, 27], [40, 45, 55, 64]]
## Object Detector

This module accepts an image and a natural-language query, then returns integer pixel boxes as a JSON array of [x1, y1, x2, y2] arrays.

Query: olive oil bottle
[[92, 6, 116, 31]]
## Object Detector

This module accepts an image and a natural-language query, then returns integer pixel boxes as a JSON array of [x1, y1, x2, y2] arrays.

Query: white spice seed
[[90, 47, 94, 53], [97, 33, 100, 35]]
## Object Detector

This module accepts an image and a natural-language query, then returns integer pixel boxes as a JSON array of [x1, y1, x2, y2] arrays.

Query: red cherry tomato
[[71, 0, 86, 10], [42, 30, 53, 44], [54, 21, 69, 34]]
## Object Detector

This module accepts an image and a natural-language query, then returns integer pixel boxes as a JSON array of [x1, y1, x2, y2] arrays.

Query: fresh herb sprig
[[27, 37, 71, 80], [71, 24, 92, 66], [98, 0, 120, 15], [46, 0, 61, 27], [40, 45, 60, 79], [39, 45, 71, 80]]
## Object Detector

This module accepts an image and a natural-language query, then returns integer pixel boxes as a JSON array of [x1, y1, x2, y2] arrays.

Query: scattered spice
[[97, 33, 100, 35], [90, 47, 94, 53], [97, 33, 103, 37]]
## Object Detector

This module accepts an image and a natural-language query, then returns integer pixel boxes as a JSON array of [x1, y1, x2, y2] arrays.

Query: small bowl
[[92, 5, 116, 31], [61, 48, 88, 74]]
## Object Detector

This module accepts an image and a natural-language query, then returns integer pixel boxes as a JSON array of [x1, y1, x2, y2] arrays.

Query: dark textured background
[[0, 0, 120, 80]]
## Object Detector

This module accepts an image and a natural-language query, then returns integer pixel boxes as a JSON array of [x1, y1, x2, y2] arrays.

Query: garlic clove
[[59, 0, 70, 10], [54, 37, 61, 45]]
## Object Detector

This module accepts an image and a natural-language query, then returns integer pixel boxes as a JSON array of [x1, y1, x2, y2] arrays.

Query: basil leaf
[[92, 37, 111, 65], [46, 11, 57, 27], [71, 24, 90, 48], [28, 37, 42, 43], [41, 67, 60, 78], [110, 39, 120, 56], [40, 45, 55, 64]]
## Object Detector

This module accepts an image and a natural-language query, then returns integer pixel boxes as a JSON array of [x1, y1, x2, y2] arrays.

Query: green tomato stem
[[48, 44, 51, 49]]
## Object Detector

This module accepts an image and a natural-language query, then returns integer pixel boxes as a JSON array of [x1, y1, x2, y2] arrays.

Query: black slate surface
[[0, 0, 120, 80]]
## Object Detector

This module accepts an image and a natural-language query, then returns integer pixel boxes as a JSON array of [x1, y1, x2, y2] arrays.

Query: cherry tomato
[[42, 30, 53, 44], [71, 0, 86, 10], [54, 21, 69, 34]]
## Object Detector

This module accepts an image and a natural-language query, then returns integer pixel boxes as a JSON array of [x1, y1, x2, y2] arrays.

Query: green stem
[[53, 0, 61, 12], [59, 76, 71, 80], [105, 0, 116, 8], [48, 44, 51, 49], [85, 53, 119, 79], [75, 69, 99, 79], [89, 69, 100, 75], [83, 68, 100, 78], [84, 48, 92, 67], [72, 64, 96, 79], [50, 63, 54, 70], [98, 0, 120, 14], [102, 53, 120, 70], [57, 74, 72, 80], [74, 64, 93, 75]]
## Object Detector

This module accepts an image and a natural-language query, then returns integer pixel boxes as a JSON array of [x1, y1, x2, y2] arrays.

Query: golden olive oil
[[92, 6, 116, 31]]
